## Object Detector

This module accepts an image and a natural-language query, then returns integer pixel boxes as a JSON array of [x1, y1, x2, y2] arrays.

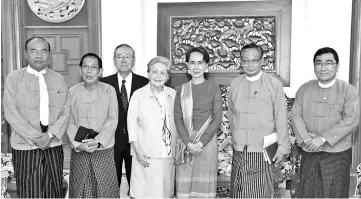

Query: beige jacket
[[228, 72, 289, 154], [291, 79, 360, 152], [3, 67, 69, 150]]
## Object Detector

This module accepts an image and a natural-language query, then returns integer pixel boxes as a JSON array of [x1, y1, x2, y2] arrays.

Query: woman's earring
[[205, 68, 209, 73]]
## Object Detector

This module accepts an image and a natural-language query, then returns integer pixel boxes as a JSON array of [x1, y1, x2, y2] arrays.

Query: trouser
[[114, 143, 132, 187]]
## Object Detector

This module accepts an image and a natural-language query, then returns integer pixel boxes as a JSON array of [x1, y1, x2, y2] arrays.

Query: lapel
[[109, 74, 122, 105], [130, 73, 140, 99], [112, 74, 120, 95]]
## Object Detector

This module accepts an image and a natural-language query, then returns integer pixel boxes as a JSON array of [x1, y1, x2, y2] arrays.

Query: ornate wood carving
[[171, 16, 276, 72], [27, 0, 85, 23], [158, 0, 292, 86]]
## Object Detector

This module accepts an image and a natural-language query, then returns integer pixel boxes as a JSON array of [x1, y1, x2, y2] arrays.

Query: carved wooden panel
[[171, 16, 276, 72], [27, 0, 85, 23], [24, 0, 88, 26], [158, 0, 292, 86]]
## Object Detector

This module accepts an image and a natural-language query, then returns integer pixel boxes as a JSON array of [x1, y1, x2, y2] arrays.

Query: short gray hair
[[147, 56, 171, 76]]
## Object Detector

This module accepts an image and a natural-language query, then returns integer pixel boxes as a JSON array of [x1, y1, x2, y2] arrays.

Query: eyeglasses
[[28, 50, 49, 57], [241, 59, 262, 66], [82, 65, 99, 71], [314, 61, 336, 68], [116, 55, 134, 59]]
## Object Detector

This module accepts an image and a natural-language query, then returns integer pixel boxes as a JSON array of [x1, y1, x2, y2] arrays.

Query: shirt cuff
[[320, 130, 335, 146], [72, 142, 83, 152]]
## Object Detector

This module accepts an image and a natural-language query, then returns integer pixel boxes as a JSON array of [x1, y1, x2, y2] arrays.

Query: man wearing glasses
[[228, 43, 289, 197], [101, 44, 148, 194], [291, 47, 360, 198], [3, 36, 69, 198]]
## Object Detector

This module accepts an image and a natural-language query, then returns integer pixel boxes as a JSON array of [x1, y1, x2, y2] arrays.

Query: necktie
[[120, 80, 128, 111], [27, 68, 49, 127], [121, 80, 129, 134]]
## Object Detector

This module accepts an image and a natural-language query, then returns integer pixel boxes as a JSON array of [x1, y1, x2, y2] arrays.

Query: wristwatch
[[321, 136, 326, 143], [48, 132, 54, 139]]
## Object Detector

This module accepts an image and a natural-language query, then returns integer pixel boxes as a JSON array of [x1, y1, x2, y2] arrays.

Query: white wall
[[286, 0, 352, 97], [101, 0, 144, 77], [102, 0, 353, 97]]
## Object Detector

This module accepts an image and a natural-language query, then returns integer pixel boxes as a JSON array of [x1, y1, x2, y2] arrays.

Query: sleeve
[[47, 77, 70, 140], [127, 90, 141, 142], [228, 83, 235, 136], [290, 84, 312, 145], [65, 88, 82, 151], [320, 86, 360, 146], [95, 87, 119, 146], [174, 86, 192, 145], [199, 83, 222, 146], [3, 72, 39, 146], [273, 82, 289, 154]]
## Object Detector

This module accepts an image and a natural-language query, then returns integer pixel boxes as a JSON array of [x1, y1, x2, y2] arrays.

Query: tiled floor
[[119, 176, 292, 198]]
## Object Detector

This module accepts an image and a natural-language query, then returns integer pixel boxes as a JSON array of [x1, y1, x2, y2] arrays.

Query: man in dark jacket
[[101, 44, 148, 194]]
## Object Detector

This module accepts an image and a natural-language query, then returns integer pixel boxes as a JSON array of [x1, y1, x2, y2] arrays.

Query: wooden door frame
[[1, 0, 25, 153], [349, 0, 361, 169]]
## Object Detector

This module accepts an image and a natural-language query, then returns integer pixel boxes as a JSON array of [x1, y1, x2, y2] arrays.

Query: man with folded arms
[[228, 43, 289, 198], [3, 36, 69, 198], [291, 47, 360, 198]]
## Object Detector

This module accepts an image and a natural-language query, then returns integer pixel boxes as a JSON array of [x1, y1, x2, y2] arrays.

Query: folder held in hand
[[263, 132, 278, 164], [74, 126, 99, 142]]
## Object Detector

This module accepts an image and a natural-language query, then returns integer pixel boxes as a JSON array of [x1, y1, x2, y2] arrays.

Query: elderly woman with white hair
[[127, 56, 178, 198]]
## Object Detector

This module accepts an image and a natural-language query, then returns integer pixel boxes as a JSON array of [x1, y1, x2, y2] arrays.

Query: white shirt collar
[[117, 72, 133, 100], [27, 65, 46, 75], [246, 71, 263, 82], [318, 78, 336, 88], [118, 72, 133, 82]]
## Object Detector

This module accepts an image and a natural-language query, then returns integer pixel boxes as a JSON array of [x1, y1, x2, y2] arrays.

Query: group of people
[[3, 36, 359, 198]]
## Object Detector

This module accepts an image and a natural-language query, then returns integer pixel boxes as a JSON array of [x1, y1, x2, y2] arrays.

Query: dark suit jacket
[[100, 72, 148, 149]]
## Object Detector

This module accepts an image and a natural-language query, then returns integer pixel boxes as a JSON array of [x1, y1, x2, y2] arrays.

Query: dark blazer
[[100, 72, 149, 148]]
